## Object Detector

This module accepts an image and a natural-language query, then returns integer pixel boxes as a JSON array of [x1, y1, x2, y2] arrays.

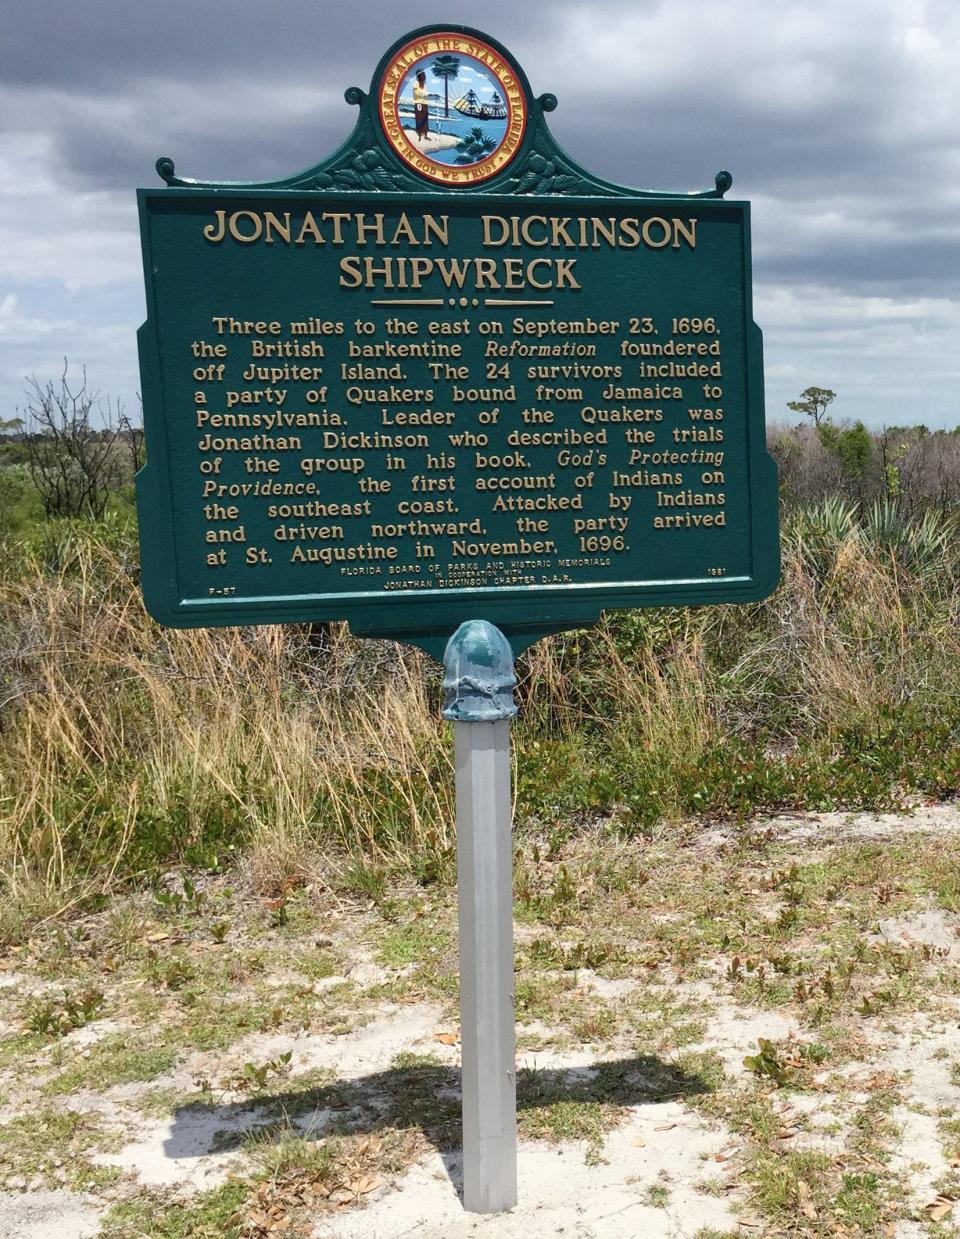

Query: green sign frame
[[137, 24, 779, 658]]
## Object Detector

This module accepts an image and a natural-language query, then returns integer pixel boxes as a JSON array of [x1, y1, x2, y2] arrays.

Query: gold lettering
[[482, 215, 510, 247], [263, 212, 292, 244], [295, 212, 324, 245], [423, 214, 449, 246], [474, 258, 500, 288], [556, 259, 581, 289], [355, 213, 386, 245], [203, 209, 226, 243], [437, 258, 470, 288], [619, 218, 641, 248], [526, 259, 551, 290], [672, 218, 697, 249], [321, 212, 351, 244], [641, 217, 672, 249], [391, 212, 419, 246], [591, 218, 617, 248], [227, 211, 263, 243], [551, 217, 575, 248], [339, 256, 363, 287], [503, 258, 526, 289], [520, 215, 549, 246]]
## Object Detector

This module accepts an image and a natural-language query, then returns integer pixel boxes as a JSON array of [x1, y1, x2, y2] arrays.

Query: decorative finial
[[442, 621, 518, 722]]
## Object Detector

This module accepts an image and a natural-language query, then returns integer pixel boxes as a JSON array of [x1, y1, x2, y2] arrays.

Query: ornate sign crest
[[378, 31, 527, 185]]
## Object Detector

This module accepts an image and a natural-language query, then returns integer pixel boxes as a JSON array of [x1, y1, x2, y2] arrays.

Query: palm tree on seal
[[455, 127, 497, 165], [431, 55, 461, 117]]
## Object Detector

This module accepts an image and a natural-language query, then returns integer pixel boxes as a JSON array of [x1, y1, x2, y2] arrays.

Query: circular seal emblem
[[378, 32, 527, 186]]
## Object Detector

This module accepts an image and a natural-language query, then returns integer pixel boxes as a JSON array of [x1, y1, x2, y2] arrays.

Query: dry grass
[[0, 533, 451, 913], [0, 510, 958, 933]]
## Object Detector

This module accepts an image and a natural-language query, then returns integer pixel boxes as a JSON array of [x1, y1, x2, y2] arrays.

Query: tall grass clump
[[511, 500, 960, 825], [1, 500, 959, 935], [0, 524, 452, 926]]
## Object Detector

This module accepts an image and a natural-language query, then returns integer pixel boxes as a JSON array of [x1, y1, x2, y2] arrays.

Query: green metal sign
[[136, 24, 779, 657]]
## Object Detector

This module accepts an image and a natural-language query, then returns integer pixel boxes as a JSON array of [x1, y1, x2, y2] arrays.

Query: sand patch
[[94, 1103, 258, 1190], [876, 1019, 960, 1111], [203, 1003, 445, 1082], [889, 1106, 950, 1207], [574, 970, 642, 1001], [875, 907, 958, 954], [694, 1002, 797, 1076], [697, 803, 960, 852], [62, 1017, 131, 1051], [85, 1004, 447, 1191], [0, 1188, 102, 1239], [312, 1099, 739, 1238]]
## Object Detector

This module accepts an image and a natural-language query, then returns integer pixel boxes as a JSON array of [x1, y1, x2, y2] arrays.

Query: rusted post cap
[[442, 620, 518, 722]]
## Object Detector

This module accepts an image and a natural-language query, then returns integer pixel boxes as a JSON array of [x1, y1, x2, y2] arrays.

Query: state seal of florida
[[378, 32, 526, 185]]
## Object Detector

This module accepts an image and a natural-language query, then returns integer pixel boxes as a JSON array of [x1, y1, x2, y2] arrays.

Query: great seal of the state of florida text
[[378, 32, 527, 185]]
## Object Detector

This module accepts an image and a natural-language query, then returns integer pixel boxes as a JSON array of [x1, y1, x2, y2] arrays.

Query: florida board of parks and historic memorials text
[[137, 27, 777, 651]]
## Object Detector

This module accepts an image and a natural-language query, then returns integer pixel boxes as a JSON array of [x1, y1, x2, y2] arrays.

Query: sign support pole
[[443, 620, 519, 1214]]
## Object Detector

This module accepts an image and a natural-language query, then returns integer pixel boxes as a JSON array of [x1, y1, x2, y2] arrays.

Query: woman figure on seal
[[413, 69, 430, 142]]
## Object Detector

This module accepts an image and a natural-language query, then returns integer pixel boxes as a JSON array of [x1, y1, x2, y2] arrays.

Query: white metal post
[[454, 718, 517, 1213], [442, 620, 518, 1214]]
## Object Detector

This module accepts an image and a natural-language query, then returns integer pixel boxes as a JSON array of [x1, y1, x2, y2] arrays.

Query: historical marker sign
[[137, 25, 778, 657]]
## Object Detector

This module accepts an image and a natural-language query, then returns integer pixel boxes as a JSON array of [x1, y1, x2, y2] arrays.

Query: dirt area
[[2, 804, 960, 1237]]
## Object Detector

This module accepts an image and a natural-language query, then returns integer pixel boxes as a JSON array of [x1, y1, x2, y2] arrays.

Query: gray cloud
[[1, 0, 959, 428]]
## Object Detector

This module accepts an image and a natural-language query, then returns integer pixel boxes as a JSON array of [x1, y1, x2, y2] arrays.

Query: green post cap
[[442, 620, 518, 723]]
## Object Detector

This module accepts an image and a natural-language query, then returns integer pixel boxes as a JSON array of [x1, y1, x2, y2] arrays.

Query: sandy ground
[[313, 1105, 738, 1239], [2, 803, 960, 1238], [0, 1190, 102, 1239], [406, 130, 460, 155]]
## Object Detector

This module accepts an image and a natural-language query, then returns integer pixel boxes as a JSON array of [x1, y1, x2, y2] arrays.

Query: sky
[[399, 55, 498, 102], [1, 0, 958, 431]]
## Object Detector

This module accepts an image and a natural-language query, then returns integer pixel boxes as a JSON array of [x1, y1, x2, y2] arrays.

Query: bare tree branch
[[21, 360, 126, 520]]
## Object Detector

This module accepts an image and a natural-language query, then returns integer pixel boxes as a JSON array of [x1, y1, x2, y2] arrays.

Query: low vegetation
[[1, 491, 958, 929], [0, 812, 957, 1235], [1, 381, 959, 1231]]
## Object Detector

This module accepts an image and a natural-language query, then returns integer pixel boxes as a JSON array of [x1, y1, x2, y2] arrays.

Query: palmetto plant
[[430, 54, 460, 117], [455, 127, 497, 165], [861, 499, 951, 578], [787, 496, 859, 579], [786, 495, 953, 582]]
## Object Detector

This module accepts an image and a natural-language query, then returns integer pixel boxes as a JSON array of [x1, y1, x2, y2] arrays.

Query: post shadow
[[163, 1051, 713, 1200]]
